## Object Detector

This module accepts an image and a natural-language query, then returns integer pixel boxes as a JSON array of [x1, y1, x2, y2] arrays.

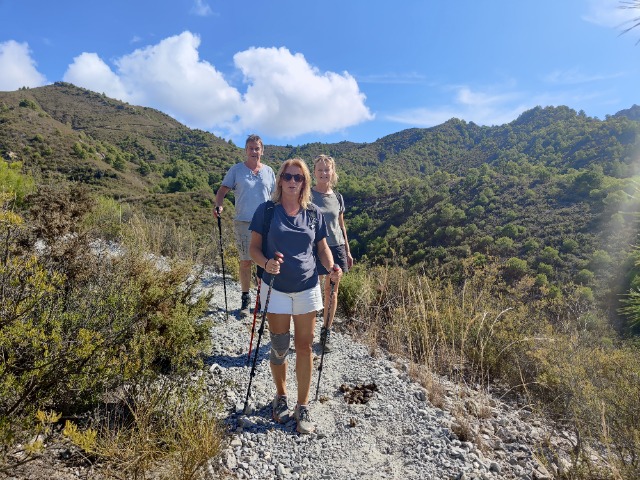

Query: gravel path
[[199, 271, 554, 480]]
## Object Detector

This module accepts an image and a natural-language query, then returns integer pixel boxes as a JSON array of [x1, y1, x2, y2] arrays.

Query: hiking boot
[[319, 326, 332, 353], [240, 293, 251, 317], [294, 404, 315, 434], [272, 395, 289, 423]]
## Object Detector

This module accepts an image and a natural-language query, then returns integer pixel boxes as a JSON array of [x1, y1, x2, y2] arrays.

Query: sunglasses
[[281, 173, 305, 183]]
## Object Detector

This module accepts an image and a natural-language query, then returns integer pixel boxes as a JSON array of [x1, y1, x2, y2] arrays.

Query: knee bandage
[[270, 332, 290, 365]]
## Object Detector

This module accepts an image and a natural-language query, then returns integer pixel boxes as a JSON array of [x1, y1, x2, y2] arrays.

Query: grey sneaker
[[319, 326, 332, 353], [294, 404, 315, 434], [272, 395, 289, 423], [240, 293, 251, 316]]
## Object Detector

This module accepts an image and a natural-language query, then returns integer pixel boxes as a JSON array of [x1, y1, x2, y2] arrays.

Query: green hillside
[[0, 82, 245, 234], [268, 107, 640, 327], [2, 83, 640, 328]]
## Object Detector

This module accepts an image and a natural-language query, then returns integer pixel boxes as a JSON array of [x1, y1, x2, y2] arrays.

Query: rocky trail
[[201, 272, 560, 480], [9, 270, 566, 480]]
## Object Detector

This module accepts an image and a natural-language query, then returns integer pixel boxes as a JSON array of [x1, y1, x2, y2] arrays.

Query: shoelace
[[297, 407, 311, 422], [276, 396, 288, 411]]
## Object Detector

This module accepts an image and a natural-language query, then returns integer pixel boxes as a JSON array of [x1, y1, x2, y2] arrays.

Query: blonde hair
[[313, 154, 339, 187], [272, 158, 312, 209]]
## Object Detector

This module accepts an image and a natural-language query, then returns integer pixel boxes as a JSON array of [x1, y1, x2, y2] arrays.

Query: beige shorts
[[233, 221, 252, 261]]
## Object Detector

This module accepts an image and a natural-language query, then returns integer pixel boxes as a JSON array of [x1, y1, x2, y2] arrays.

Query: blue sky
[[1, 0, 639, 146]]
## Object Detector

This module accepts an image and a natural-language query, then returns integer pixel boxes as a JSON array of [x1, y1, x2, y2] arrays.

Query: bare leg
[[239, 259, 252, 292], [292, 312, 316, 406], [322, 275, 338, 329], [268, 313, 292, 396]]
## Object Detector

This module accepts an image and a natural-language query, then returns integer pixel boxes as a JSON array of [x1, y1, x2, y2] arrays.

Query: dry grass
[[68, 379, 227, 480], [343, 261, 640, 479]]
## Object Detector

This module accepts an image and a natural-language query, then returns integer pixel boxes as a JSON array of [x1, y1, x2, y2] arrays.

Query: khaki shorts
[[233, 221, 252, 261], [259, 284, 323, 315]]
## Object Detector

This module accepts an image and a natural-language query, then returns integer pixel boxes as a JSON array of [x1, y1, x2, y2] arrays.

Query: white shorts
[[233, 221, 252, 261], [259, 283, 323, 315]]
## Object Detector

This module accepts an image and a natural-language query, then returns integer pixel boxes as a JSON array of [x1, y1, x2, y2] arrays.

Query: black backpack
[[256, 200, 318, 279]]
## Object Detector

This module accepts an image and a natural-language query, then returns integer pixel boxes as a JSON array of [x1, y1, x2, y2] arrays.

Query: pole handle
[[329, 264, 340, 286]]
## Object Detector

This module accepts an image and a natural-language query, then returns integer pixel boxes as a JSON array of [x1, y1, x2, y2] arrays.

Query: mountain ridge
[[2, 83, 640, 326]]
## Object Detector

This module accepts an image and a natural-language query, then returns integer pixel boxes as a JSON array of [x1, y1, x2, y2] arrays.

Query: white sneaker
[[294, 404, 315, 434]]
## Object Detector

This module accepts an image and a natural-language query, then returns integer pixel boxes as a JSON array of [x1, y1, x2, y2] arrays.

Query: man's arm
[[214, 185, 231, 218]]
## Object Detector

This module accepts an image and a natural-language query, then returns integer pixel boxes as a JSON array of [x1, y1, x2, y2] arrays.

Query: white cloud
[[583, 0, 640, 29], [114, 32, 241, 128], [0, 40, 47, 90], [63, 32, 241, 129], [64, 52, 128, 99], [61, 34, 372, 138], [190, 0, 214, 17], [233, 47, 373, 138], [386, 85, 530, 127]]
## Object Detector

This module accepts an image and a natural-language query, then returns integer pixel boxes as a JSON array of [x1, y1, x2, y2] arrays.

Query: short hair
[[245, 134, 263, 150], [272, 158, 312, 209], [313, 154, 339, 187]]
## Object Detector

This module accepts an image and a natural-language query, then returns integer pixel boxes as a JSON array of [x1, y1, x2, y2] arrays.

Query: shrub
[[0, 160, 34, 204], [576, 268, 595, 286], [337, 264, 373, 317], [535, 341, 640, 478], [0, 185, 213, 464], [503, 257, 528, 281], [65, 379, 226, 480]]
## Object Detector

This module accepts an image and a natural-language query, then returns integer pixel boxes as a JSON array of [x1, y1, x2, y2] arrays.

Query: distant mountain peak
[[614, 104, 640, 122]]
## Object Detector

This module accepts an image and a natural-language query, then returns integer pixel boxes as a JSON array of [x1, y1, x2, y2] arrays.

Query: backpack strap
[[256, 200, 275, 279], [333, 190, 345, 212]]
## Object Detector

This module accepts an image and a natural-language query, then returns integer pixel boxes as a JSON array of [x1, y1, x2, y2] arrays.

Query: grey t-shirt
[[221, 163, 276, 222], [311, 189, 345, 247], [250, 202, 327, 293]]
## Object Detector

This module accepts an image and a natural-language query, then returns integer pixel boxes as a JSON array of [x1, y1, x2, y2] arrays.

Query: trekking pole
[[247, 278, 262, 365], [216, 208, 229, 321], [243, 252, 283, 414], [315, 266, 339, 401]]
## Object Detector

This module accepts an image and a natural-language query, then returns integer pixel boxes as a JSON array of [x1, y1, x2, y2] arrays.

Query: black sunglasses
[[281, 173, 304, 183]]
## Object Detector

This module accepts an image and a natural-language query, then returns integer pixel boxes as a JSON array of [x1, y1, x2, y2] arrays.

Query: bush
[[0, 160, 34, 204], [64, 378, 226, 480], [0, 185, 213, 463], [536, 341, 640, 478], [576, 268, 595, 286], [503, 257, 528, 281], [337, 264, 373, 317]]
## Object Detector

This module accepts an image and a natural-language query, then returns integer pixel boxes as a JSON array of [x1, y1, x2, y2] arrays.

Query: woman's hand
[[347, 252, 354, 269], [328, 265, 342, 284], [265, 254, 284, 275]]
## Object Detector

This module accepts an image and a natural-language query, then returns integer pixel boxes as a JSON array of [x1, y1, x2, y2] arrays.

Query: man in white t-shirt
[[214, 134, 276, 316]]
